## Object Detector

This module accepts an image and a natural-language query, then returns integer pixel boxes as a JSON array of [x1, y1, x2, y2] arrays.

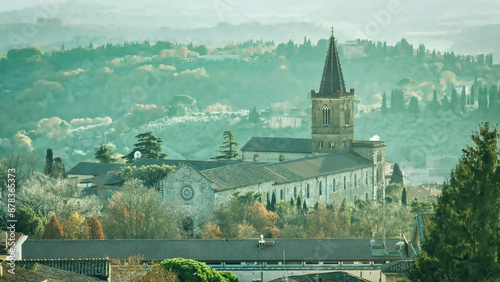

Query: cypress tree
[[489, 85, 498, 112], [478, 85, 488, 111], [381, 92, 388, 115], [302, 201, 308, 211], [450, 84, 458, 108], [408, 96, 419, 114], [401, 187, 407, 206], [296, 196, 302, 210], [248, 106, 260, 123], [44, 148, 54, 176], [270, 192, 276, 212]]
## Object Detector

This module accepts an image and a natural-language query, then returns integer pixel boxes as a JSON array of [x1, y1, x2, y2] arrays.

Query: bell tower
[[311, 28, 354, 154]]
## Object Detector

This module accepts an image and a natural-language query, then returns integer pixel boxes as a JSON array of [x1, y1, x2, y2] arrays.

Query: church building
[[160, 31, 386, 230]]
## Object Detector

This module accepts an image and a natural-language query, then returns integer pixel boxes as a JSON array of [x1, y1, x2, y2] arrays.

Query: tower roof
[[319, 29, 346, 96]]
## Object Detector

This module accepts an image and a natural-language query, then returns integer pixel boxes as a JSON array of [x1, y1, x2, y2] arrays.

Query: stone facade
[[242, 151, 312, 163]]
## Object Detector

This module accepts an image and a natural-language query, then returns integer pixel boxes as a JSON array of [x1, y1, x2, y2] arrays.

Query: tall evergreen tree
[[44, 148, 54, 176], [248, 106, 260, 123], [401, 187, 407, 206], [52, 157, 66, 179], [212, 131, 240, 160], [123, 131, 167, 163], [381, 92, 388, 115], [296, 196, 302, 210], [489, 85, 498, 112], [450, 84, 458, 109], [94, 143, 118, 163], [270, 192, 277, 212], [408, 122, 500, 281], [390, 163, 404, 185], [408, 96, 419, 114]]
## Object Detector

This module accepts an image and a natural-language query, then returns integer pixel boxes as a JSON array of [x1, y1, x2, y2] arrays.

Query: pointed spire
[[319, 29, 346, 96]]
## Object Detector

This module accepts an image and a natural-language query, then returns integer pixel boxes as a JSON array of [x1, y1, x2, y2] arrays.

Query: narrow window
[[344, 176, 346, 190], [254, 154, 259, 162], [333, 179, 336, 192], [329, 142, 334, 150], [318, 141, 323, 149], [280, 189, 284, 200], [307, 184, 310, 198], [294, 186, 297, 198], [355, 174, 357, 187], [319, 181, 322, 196], [366, 171, 368, 185], [344, 104, 349, 125], [322, 105, 330, 126]]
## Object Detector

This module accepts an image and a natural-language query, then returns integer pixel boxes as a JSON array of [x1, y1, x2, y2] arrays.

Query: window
[[267, 192, 270, 201], [318, 141, 323, 149], [280, 189, 284, 200], [322, 105, 330, 126], [366, 193, 369, 200], [319, 181, 322, 196], [294, 186, 297, 198], [355, 174, 357, 187], [333, 179, 336, 192], [366, 171, 368, 185], [279, 155, 285, 162], [307, 184, 310, 198], [344, 176, 346, 190], [254, 154, 259, 162], [329, 142, 334, 150]]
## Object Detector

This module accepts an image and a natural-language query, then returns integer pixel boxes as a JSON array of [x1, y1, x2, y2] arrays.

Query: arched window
[[355, 174, 357, 187], [280, 189, 284, 200], [253, 154, 259, 162], [307, 184, 310, 198], [319, 181, 322, 196], [322, 105, 330, 126], [366, 171, 369, 185], [279, 155, 285, 162], [344, 176, 346, 190], [333, 179, 336, 192], [294, 186, 297, 198]]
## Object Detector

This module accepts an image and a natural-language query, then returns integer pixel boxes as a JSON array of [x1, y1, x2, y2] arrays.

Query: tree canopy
[[211, 130, 239, 160], [94, 143, 118, 163], [123, 131, 168, 163], [408, 122, 500, 281]]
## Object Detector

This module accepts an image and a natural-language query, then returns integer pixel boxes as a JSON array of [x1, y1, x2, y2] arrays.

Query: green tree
[[212, 131, 239, 160], [120, 164, 175, 189], [44, 148, 54, 176], [408, 122, 500, 281], [401, 187, 407, 206], [478, 85, 488, 111], [94, 143, 118, 163], [381, 92, 388, 115], [270, 192, 277, 212], [14, 206, 45, 237], [389, 163, 404, 185], [52, 157, 66, 179], [450, 84, 458, 109], [409, 200, 433, 214], [42, 215, 64, 239], [123, 132, 168, 163], [408, 96, 419, 114], [248, 106, 260, 123], [159, 258, 236, 282]]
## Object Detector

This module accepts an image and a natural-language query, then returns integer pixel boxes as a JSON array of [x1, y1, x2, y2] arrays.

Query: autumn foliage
[[87, 216, 105, 239], [42, 215, 64, 239]]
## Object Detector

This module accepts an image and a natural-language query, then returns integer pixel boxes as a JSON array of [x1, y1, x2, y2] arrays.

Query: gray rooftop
[[23, 239, 403, 262], [66, 162, 125, 176], [241, 137, 312, 153], [269, 271, 370, 282]]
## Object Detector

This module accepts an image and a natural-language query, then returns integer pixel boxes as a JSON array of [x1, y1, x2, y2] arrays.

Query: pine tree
[[381, 92, 388, 115], [430, 89, 439, 112], [44, 148, 53, 176], [94, 143, 118, 163], [123, 132, 167, 163], [450, 84, 458, 108], [401, 187, 407, 206], [52, 157, 66, 179], [212, 131, 239, 160], [87, 216, 105, 239], [42, 215, 64, 239], [389, 163, 404, 185], [408, 122, 500, 281]]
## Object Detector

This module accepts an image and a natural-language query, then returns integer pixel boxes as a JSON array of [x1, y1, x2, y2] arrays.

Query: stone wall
[[242, 151, 312, 163]]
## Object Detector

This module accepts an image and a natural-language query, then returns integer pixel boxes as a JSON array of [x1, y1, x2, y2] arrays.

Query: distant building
[[266, 115, 302, 128]]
